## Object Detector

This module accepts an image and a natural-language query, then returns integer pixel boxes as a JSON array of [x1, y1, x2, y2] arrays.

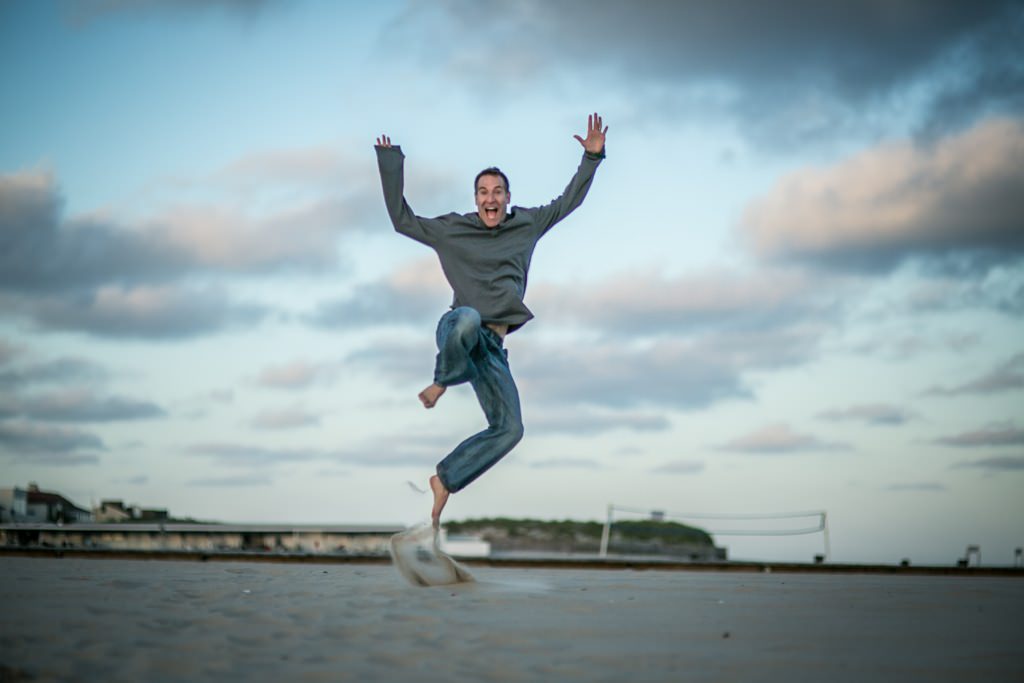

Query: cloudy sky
[[2, 0, 1022, 564]]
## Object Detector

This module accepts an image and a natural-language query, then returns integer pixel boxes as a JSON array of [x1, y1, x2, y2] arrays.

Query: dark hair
[[474, 167, 509, 194]]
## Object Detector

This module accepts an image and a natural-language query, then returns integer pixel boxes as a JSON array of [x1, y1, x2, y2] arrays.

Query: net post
[[822, 511, 831, 562], [599, 504, 612, 557]]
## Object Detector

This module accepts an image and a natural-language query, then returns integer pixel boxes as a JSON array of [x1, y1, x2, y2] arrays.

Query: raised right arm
[[375, 137, 439, 246]]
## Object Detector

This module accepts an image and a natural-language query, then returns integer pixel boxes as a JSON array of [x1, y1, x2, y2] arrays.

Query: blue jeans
[[432, 307, 524, 493]]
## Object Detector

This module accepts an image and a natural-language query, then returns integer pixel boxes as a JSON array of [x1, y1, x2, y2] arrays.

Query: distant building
[[0, 487, 28, 523], [94, 500, 132, 523], [19, 484, 92, 524], [137, 508, 169, 522], [93, 499, 169, 522]]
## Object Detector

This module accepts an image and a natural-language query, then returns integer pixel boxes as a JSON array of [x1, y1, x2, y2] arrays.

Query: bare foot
[[429, 475, 450, 528], [418, 383, 446, 409]]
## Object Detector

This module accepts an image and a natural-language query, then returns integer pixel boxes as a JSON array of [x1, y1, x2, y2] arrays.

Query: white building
[[0, 487, 28, 523], [2, 484, 92, 524]]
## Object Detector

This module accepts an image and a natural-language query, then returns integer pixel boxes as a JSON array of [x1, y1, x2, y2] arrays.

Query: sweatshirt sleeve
[[530, 150, 604, 236], [375, 145, 442, 246]]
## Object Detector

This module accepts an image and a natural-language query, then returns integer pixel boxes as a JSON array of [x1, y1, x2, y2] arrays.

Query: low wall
[[0, 523, 405, 556]]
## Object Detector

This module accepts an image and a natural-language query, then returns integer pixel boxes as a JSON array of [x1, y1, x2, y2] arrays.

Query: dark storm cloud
[[395, 0, 1023, 144], [925, 352, 1024, 396], [934, 423, 1024, 448], [817, 403, 916, 426]]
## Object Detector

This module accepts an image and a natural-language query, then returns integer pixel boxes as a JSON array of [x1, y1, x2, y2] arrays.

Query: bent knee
[[451, 307, 481, 328], [446, 307, 482, 340], [504, 420, 525, 447]]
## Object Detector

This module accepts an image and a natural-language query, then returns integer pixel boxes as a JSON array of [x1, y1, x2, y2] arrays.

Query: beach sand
[[1, 556, 1022, 682]]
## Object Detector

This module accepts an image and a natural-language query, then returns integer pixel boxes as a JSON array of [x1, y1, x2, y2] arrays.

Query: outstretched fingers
[[575, 112, 608, 154], [376, 134, 392, 147]]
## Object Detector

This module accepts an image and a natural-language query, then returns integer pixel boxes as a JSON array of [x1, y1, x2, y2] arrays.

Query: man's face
[[475, 174, 510, 229]]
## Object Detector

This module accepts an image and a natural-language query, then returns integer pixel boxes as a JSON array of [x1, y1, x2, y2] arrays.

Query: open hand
[[573, 113, 607, 155], [376, 134, 392, 148]]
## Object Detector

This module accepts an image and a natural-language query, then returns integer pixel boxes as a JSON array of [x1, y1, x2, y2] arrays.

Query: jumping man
[[375, 113, 608, 527]]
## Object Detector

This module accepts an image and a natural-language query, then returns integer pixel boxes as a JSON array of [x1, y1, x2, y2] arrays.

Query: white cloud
[[741, 118, 1024, 271], [0, 155, 375, 320], [526, 409, 670, 436], [717, 423, 850, 454], [951, 455, 1024, 472], [0, 420, 105, 461], [925, 352, 1024, 396], [527, 458, 603, 470], [309, 258, 451, 329], [254, 359, 338, 390], [935, 423, 1024, 448], [817, 403, 916, 426], [250, 406, 321, 430], [186, 475, 275, 487], [25, 284, 267, 339], [1, 390, 165, 422], [516, 338, 753, 410], [652, 459, 705, 475], [532, 267, 830, 336], [0, 356, 107, 390], [885, 482, 946, 492], [186, 443, 324, 467]]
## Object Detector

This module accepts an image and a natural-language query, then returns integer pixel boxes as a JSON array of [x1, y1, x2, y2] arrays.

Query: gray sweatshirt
[[376, 146, 604, 333]]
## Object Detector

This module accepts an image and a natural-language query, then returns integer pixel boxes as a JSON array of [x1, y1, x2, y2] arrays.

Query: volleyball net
[[599, 504, 830, 561]]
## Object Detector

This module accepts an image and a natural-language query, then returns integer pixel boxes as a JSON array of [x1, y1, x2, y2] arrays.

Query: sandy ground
[[1, 556, 1022, 682]]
